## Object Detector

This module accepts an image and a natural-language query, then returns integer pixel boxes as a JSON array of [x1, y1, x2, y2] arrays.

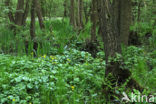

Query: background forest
[[0, 0, 156, 104]]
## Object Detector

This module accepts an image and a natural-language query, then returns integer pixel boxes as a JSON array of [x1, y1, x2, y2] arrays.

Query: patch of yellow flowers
[[12, 99, 15, 102], [67, 58, 71, 62], [71, 86, 75, 90], [43, 54, 46, 58], [8, 96, 15, 102], [50, 55, 56, 60], [8, 96, 32, 104], [50, 55, 57, 64]]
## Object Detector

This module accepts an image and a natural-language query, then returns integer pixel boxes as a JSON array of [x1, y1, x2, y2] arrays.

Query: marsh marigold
[[12, 99, 15, 102], [71, 86, 75, 90]]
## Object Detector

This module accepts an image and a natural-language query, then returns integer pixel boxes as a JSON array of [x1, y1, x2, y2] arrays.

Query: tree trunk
[[99, 1, 143, 100], [119, 0, 132, 45], [76, 0, 84, 31], [22, 0, 30, 25], [77, 0, 80, 28], [97, 0, 102, 36], [91, 0, 97, 42], [30, 0, 36, 40], [64, 0, 67, 17], [137, 1, 142, 22], [70, 0, 76, 28], [100, 0, 121, 65], [15, 0, 25, 26], [5, 0, 30, 26], [111, 0, 132, 46], [79, 0, 83, 29], [35, 0, 45, 29]]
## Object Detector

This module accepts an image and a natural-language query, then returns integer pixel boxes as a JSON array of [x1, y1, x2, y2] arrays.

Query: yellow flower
[[50, 55, 53, 59], [50, 55, 56, 60], [43, 54, 46, 58], [71, 86, 75, 90], [12, 99, 15, 102], [31, 52, 34, 55], [67, 59, 71, 62]]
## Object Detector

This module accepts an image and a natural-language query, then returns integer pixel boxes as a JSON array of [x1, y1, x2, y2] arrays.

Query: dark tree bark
[[75, 0, 83, 31], [35, 0, 45, 29], [119, 0, 132, 45], [70, 0, 76, 28], [22, 0, 30, 25], [30, 0, 36, 40], [77, 0, 80, 29], [137, 1, 142, 22], [63, 0, 67, 17], [97, 0, 102, 36], [79, 0, 84, 29], [5, 0, 29, 26], [100, 0, 121, 65], [91, 0, 97, 42], [15, 0, 25, 26], [99, 1, 143, 100]]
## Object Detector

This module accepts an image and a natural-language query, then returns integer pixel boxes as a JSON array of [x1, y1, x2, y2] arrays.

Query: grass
[[0, 19, 77, 56]]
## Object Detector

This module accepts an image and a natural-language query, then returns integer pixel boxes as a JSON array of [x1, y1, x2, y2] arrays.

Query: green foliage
[[49, 19, 77, 54], [0, 26, 16, 54], [40, 0, 65, 17], [122, 46, 156, 92], [0, 0, 156, 103], [0, 49, 106, 104], [0, 19, 77, 56], [1, 46, 156, 103], [78, 22, 92, 42]]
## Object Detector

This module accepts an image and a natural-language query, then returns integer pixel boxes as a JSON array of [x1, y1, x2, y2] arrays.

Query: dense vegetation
[[0, 0, 156, 104]]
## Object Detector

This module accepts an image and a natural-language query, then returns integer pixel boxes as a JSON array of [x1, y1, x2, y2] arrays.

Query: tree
[[63, 0, 68, 17], [90, 0, 97, 42], [99, 0, 143, 97], [35, 0, 45, 29], [5, 0, 45, 33], [100, 0, 121, 65], [119, 0, 132, 45], [30, 0, 36, 40], [77, 0, 84, 30], [5, 0, 30, 26], [70, 0, 76, 28], [22, 0, 30, 25], [14, 0, 25, 26], [100, 0, 132, 70]]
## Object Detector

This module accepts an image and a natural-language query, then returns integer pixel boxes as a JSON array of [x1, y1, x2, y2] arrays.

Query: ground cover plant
[[0, 0, 156, 104]]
